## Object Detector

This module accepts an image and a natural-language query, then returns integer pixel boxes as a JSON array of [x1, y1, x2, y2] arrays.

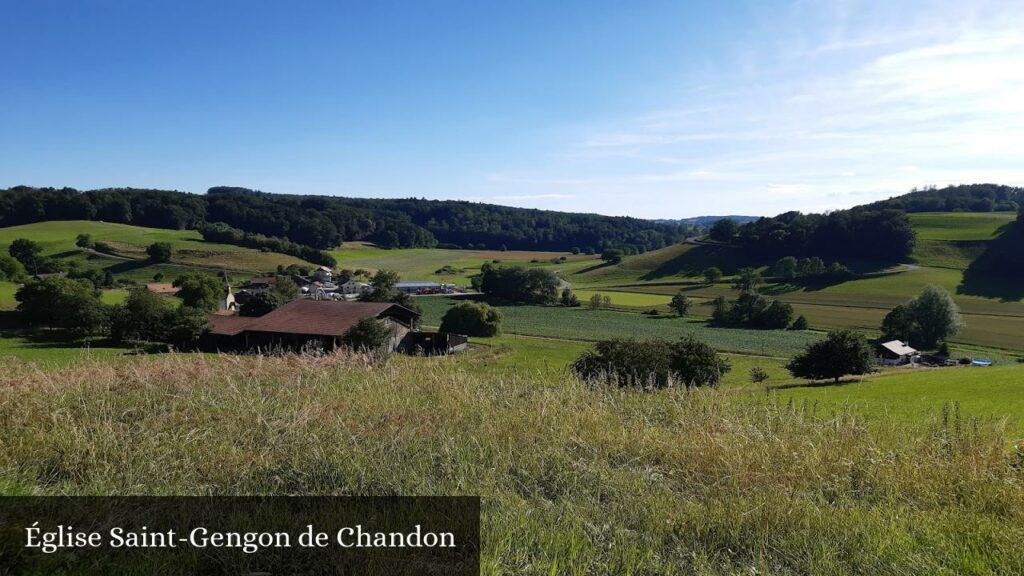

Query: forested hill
[[0, 186, 686, 252], [857, 184, 1023, 213]]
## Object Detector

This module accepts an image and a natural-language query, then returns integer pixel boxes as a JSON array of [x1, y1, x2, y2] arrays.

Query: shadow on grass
[[957, 223, 1024, 301]]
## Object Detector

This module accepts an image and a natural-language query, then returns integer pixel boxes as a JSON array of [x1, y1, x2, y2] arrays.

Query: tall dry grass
[[0, 352, 1021, 574]]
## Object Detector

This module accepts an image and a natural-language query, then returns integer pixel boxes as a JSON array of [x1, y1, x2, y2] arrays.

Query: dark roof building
[[206, 300, 419, 352]]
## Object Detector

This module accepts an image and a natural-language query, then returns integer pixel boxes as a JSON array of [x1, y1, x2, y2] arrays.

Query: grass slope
[[1, 354, 1021, 574], [0, 220, 313, 277]]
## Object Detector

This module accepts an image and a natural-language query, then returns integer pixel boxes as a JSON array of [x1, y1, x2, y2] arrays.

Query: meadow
[[0, 220, 313, 277], [0, 353, 1021, 575], [416, 296, 821, 357]]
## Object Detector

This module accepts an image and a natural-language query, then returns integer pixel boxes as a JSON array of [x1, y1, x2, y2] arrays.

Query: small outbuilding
[[879, 340, 918, 366]]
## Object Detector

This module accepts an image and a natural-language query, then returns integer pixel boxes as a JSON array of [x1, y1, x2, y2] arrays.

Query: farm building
[[205, 300, 425, 353], [879, 340, 919, 366]]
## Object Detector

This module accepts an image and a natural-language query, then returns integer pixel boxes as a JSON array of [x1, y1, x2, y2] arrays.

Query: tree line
[[0, 185, 687, 254]]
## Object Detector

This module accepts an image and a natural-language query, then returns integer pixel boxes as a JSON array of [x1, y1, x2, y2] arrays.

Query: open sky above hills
[[3, 0, 1023, 218]]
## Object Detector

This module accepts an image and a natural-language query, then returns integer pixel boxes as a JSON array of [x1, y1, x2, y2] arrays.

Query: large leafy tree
[[572, 337, 730, 389], [787, 330, 873, 383], [880, 285, 963, 349], [440, 302, 502, 337], [173, 273, 224, 311], [669, 291, 691, 317], [477, 264, 560, 305], [146, 241, 173, 263], [16, 277, 108, 336]]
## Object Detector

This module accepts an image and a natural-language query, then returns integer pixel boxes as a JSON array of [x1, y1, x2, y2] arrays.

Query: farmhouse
[[879, 340, 919, 366], [205, 300, 420, 352]]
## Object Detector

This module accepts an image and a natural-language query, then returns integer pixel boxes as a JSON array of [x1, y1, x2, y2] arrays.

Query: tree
[[588, 293, 604, 310], [750, 366, 770, 386], [8, 238, 44, 272], [907, 285, 963, 349], [271, 275, 300, 304], [172, 273, 223, 311], [477, 265, 560, 305], [15, 277, 108, 336], [770, 256, 798, 279], [709, 218, 738, 242], [165, 306, 210, 349], [560, 287, 580, 307], [702, 267, 723, 284], [146, 242, 173, 263], [668, 337, 732, 388], [110, 288, 176, 343], [880, 285, 964, 349], [439, 302, 502, 336], [240, 292, 279, 317], [669, 291, 690, 317], [0, 254, 26, 282], [732, 267, 763, 292], [341, 317, 394, 352], [362, 269, 401, 302], [880, 304, 916, 343], [75, 233, 94, 249], [601, 248, 624, 264], [787, 330, 873, 383], [791, 315, 809, 330]]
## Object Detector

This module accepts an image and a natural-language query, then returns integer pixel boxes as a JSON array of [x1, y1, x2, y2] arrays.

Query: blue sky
[[3, 0, 1023, 218]]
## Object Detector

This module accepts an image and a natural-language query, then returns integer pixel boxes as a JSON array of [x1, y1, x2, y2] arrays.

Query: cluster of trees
[[768, 256, 850, 280], [474, 264, 561, 305], [1, 186, 685, 255], [712, 209, 915, 262], [439, 302, 503, 336], [7, 238, 61, 274], [571, 337, 731, 388], [880, 285, 964, 349], [198, 222, 337, 267], [14, 277, 211, 348], [709, 268, 795, 329], [861, 184, 1022, 213]]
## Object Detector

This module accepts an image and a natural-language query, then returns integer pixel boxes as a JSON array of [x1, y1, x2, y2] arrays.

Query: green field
[[329, 241, 597, 285], [909, 211, 1016, 241], [0, 220, 313, 279], [0, 332, 130, 364], [417, 296, 820, 357]]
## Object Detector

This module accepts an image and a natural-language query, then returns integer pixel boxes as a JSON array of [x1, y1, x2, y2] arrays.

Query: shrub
[[340, 317, 394, 352], [146, 242, 173, 263], [439, 302, 502, 337], [702, 267, 723, 284], [791, 315, 809, 330], [572, 337, 730, 388]]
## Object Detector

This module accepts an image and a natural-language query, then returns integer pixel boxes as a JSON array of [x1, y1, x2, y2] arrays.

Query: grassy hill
[[909, 211, 1016, 269], [0, 220, 315, 284]]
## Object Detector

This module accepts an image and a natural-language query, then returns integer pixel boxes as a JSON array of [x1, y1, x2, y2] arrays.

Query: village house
[[879, 340, 919, 366], [340, 280, 372, 296], [312, 266, 334, 283]]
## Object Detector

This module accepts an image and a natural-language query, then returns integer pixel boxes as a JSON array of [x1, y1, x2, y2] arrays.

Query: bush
[[572, 337, 730, 388], [439, 302, 502, 337], [340, 317, 395, 352], [146, 242, 173, 263], [702, 267, 723, 284], [791, 315, 809, 330]]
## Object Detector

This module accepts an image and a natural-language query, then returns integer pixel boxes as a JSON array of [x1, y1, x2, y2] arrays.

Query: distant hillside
[[655, 215, 760, 228], [0, 186, 686, 254], [858, 184, 1022, 213]]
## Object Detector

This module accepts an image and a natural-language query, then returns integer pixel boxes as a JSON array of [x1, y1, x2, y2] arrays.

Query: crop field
[[0, 220, 312, 275], [329, 241, 596, 284], [573, 289, 673, 308], [416, 296, 820, 357]]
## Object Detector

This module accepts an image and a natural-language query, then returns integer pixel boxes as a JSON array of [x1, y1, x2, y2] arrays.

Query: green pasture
[[0, 332, 130, 365], [777, 363, 1024, 439], [909, 211, 1015, 241], [329, 241, 598, 285], [416, 296, 820, 357], [0, 220, 311, 275]]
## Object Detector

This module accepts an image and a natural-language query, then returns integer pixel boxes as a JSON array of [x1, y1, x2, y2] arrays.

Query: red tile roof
[[207, 300, 416, 338]]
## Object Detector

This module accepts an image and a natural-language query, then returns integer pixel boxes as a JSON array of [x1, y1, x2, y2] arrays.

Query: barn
[[205, 300, 419, 353]]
